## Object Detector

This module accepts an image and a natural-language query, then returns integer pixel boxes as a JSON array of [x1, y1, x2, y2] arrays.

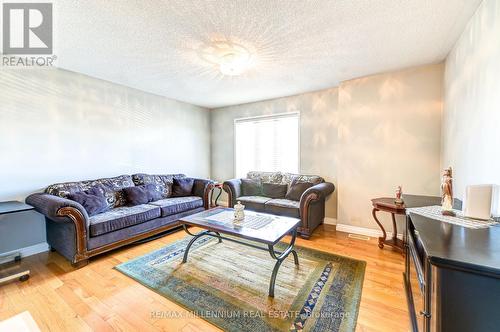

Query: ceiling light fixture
[[199, 41, 253, 76]]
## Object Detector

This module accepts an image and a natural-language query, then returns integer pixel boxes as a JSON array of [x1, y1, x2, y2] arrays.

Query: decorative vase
[[234, 201, 245, 221]]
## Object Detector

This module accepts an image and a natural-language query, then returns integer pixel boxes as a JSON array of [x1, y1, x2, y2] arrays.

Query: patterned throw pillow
[[281, 173, 298, 187], [294, 174, 323, 185], [132, 173, 186, 198], [45, 175, 134, 209], [91, 184, 118, 210], [45, 181, 85, 198], [246, 171, 283, 184], [281, 173, 324, 187], [92, 175, 134, 208]]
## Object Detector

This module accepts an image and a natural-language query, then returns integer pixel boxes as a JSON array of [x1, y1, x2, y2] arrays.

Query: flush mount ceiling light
[[199, 41, 253, 76]]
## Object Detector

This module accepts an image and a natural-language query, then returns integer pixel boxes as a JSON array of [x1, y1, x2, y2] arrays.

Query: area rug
[[115, 235, 366, 332]]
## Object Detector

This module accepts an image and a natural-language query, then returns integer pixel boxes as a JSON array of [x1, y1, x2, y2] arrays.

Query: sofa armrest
[[26, 193, 90, 263], [192, 178, 215, 209], [26, 193, 90, 226], [222, 179, 242, 207], [298, 182, 335, 237], [299, 182, 335, 207]]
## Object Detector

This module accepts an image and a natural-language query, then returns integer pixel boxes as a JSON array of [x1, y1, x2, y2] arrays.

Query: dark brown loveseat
[[26, 174, 213, 267], [223, 171, 334, 238]]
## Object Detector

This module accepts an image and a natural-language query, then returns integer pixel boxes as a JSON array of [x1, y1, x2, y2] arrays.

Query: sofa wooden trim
[[223, 183, 235, 208], [51, 207, 207, 268], [56, 206, 89, 265], [203, 183, 215, 209], [297, 192, 320, 239], [56, 206, 182, 267]]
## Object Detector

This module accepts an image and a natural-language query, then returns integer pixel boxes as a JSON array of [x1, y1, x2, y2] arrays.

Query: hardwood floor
[[0, 225, 409, 331]]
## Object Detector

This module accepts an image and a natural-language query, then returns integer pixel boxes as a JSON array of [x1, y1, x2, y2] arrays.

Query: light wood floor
[[0, 225, 409, 331]]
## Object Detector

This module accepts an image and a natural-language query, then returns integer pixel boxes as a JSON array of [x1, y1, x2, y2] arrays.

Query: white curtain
[[234, 113, 299, 178]]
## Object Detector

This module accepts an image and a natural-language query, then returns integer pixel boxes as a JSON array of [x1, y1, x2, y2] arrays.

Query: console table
[[405, 210, 500, 331], [0, 201, 34, 284], [371, 197, 405, 252]]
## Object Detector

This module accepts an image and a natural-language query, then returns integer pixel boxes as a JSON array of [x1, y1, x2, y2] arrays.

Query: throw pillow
[[262, 183, 288, 199], [285, 181, 314, 201], [67, 186, 110, 216], [93, 184, 117, 210], [123, 186, 149, 205], [172, 178, 195, 197], [146, 184, 163, 201], [131, 173, 175, 198], [124, 184, 163, 205], [241, 178, 262, 196]]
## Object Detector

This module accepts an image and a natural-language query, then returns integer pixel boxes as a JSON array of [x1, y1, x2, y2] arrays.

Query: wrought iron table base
[[181, 225, 299, 297]]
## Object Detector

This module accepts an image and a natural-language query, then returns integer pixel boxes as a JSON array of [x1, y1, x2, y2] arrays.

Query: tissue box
[[463, 185, 498, 220]]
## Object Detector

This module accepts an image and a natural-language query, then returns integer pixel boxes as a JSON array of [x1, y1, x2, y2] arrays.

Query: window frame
[[233, 112, 301, 178]]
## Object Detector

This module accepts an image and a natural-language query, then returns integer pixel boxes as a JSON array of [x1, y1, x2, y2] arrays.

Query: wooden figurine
[[395, 185, 404, 205], [441, 167, 456, 216]]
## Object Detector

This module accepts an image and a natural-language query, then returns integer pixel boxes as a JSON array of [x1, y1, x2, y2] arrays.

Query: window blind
[[234, 113, 299, 178]]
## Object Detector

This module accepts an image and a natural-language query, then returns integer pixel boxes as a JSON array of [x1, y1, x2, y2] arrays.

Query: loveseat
[[26, 174, 213, 267], [223, 171, 334, 238]]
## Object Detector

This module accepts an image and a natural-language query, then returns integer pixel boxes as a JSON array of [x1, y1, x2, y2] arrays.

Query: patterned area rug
[[115, 235, 366, 332]]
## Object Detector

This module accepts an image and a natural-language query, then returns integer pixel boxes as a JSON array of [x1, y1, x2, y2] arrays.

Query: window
[[234, 113, 299, 178]]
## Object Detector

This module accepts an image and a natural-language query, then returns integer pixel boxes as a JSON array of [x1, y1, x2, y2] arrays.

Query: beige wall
[[211, 88, 339, 220], [0, 68, 210, 253], [337, 64, 443, 230], [442, 0, 500, 202], [0, 57, 448, 254], [211, 63, 444, 229]]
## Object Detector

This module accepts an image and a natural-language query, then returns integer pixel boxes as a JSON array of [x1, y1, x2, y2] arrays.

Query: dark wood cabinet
[[405, 212, 500, 332]]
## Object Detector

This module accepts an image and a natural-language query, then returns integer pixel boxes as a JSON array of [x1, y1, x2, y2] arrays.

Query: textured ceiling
[[51, 0, 481, 108]]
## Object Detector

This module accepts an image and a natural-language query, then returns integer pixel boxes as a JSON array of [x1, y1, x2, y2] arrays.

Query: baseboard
[[0, 242, 49, 258], [335, 223, 403, 240], [324, 217, 337, 225]]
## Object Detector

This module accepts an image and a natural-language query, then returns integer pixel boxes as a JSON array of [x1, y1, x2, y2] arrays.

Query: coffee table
[[179, 207, 300, 297]]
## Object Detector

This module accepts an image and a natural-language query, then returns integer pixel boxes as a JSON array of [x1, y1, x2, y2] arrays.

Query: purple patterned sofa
[[26, 174, 213, 267], [223, 171, 334, 239]]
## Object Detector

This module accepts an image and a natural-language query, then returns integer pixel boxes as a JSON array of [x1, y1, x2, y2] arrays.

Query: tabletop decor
[[395, 185, 404, 205], [441, 167, 456, 216], [233, 201, 245, 221]]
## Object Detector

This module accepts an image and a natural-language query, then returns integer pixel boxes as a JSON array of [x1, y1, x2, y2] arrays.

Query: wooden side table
[[0, 201, 34, 284], [371, 197, 406, 252]]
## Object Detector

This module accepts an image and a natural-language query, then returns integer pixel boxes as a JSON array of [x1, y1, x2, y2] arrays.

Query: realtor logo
[[2, 3, 53, 54]]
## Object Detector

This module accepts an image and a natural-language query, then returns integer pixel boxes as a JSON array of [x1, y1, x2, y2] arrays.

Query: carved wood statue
[[395, 185, 404, 205], [441, 167, 455, 216]]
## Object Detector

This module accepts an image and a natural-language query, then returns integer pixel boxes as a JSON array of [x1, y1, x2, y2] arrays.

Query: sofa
[[223, 171, 334, 238], [26, 174, 213, 267]]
